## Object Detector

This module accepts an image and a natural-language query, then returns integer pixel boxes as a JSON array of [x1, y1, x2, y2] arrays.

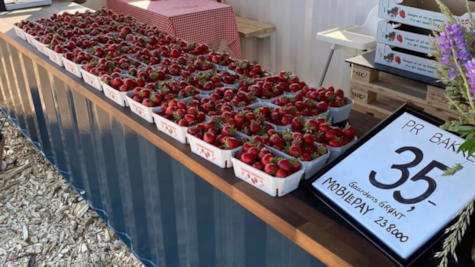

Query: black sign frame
[[305, 104, 457, 267]]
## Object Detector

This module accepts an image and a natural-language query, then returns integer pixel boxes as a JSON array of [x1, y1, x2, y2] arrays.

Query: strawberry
[[275, 169, 287, 178], [325, 130, 336, 141], [241, 153, 255, 165], [203, 132, 215, 144], [289, 146, 302, 157], [245, 144, 258, 155], [252, 162, 264, 170], [290, 158, 301, 171], [329, 139, 343, 147], [225, 137, 240, 149], [264, 163, 278, 176], [343, 125, 356, 138], [317, 145, 328, 156], [277, 158, 291, 172], [262, 154, 274, 165], [303, 133, 314, 145]]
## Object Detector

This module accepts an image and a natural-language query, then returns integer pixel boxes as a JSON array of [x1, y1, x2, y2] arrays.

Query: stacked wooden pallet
[[350, 64, 459, 121]]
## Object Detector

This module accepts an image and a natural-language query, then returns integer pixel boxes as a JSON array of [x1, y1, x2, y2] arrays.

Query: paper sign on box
[[379, 0, 475, 31], [375, 43, 438, 79], [377, 21, 433, 54]]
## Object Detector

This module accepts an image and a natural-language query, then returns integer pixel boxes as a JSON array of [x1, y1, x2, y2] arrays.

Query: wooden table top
[[0, 2, 459, 267]]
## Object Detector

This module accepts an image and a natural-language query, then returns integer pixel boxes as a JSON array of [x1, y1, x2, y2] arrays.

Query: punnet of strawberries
[[228, 60, 270, 79], [235, 137, 301, 178], [303, 85, 350, 108], [258, 129, 329, 162], [187, 118, 247, 150], [302, 117, 356, 147], [272, 92, 329, 116], [218, 109, 273, 136], [242, 71, 306, 100], [154, 99, 206, 127], [128, 84, 198, 107]]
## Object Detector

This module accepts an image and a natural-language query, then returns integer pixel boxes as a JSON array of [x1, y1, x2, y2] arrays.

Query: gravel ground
[[0, 117, 143, 267]]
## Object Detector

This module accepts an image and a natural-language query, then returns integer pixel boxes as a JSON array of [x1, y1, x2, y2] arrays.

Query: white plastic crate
[[62, 57, 83, 78], [187, 133, 242, 168], [13, 26, 26, 40], [329, 98, 354, 123], [24, 33, 37, 47], [152, 108, 189, 144], [231, 151, 304, 197], [267, 146, 330, 180], [36, 41, 50, 57], [125, 92, 155, 123], [80, 68, 102, 91], [102, 83, 129, 107], [48, 50, 64, 66]]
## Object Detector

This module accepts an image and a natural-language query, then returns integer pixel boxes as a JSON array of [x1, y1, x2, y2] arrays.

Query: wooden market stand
[[0, 2, 473, 267]]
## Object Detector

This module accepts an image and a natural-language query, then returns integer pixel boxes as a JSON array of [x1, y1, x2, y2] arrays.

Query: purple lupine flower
[[465, 59, 475, 93], [449, 65, 459, 80], [438, 24, 470, 63]]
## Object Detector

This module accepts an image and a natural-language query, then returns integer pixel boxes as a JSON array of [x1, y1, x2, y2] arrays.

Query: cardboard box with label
[[378, 0, 475, 30], [377, 21, 433, 55], [375, 43, 438, 78]]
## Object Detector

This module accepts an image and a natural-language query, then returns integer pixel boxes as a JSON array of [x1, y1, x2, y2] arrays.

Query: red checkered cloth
[[107, 0, 242, 58]]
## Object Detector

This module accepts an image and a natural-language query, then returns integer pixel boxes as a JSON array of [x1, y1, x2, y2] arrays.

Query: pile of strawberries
[[154, 99, 206, 127], [261, 129, 329, 162], [187, 119, 246, 149], [272, 93, 328, 116], [302, 117, 356, 147], [219, 110, 273, 136], [235, 138, 301, 178], [17, 9, 359, 187], [303, 86, 349, 108]]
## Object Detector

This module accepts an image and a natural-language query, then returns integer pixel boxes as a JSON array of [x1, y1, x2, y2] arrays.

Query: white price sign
[[312, 111, 475, 260]]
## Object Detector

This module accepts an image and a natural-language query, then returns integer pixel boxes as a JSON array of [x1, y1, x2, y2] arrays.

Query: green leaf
[[457, 137, 475, 157], [442, 163, 463, 176], [449, 125, 475, 134]]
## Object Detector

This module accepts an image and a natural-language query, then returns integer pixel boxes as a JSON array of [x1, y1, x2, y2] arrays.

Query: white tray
[[48, 50, 63, 66], [80, 68, 102, 91], [102, 83, 129, 107], [13, 25, 26, 40], [62, 57, 83, 78], [187, 133, 242, 168], [125, 92, 155, 123], [231, 150, 304, 197], [152, 108, 189, 144]]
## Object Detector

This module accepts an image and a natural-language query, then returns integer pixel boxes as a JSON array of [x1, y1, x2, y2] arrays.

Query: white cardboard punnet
[[62, 57, 83, 78], [152, 109, 189, 144], [125, 92, 155, 123], [231, 151, 305, 197], [80, 68, 103, 91], [13, 26, 26, 40], [102, 83, 129, 107], [187, 133, 242, 168], [36, 41, 50, 57], [48, 50, 64, 66]]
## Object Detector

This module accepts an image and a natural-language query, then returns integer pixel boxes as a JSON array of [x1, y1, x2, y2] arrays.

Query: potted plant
[[431, 1, 475, 266]]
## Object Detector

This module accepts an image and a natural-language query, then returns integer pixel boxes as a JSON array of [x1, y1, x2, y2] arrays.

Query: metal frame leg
[[319, 43, 336, 87]]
